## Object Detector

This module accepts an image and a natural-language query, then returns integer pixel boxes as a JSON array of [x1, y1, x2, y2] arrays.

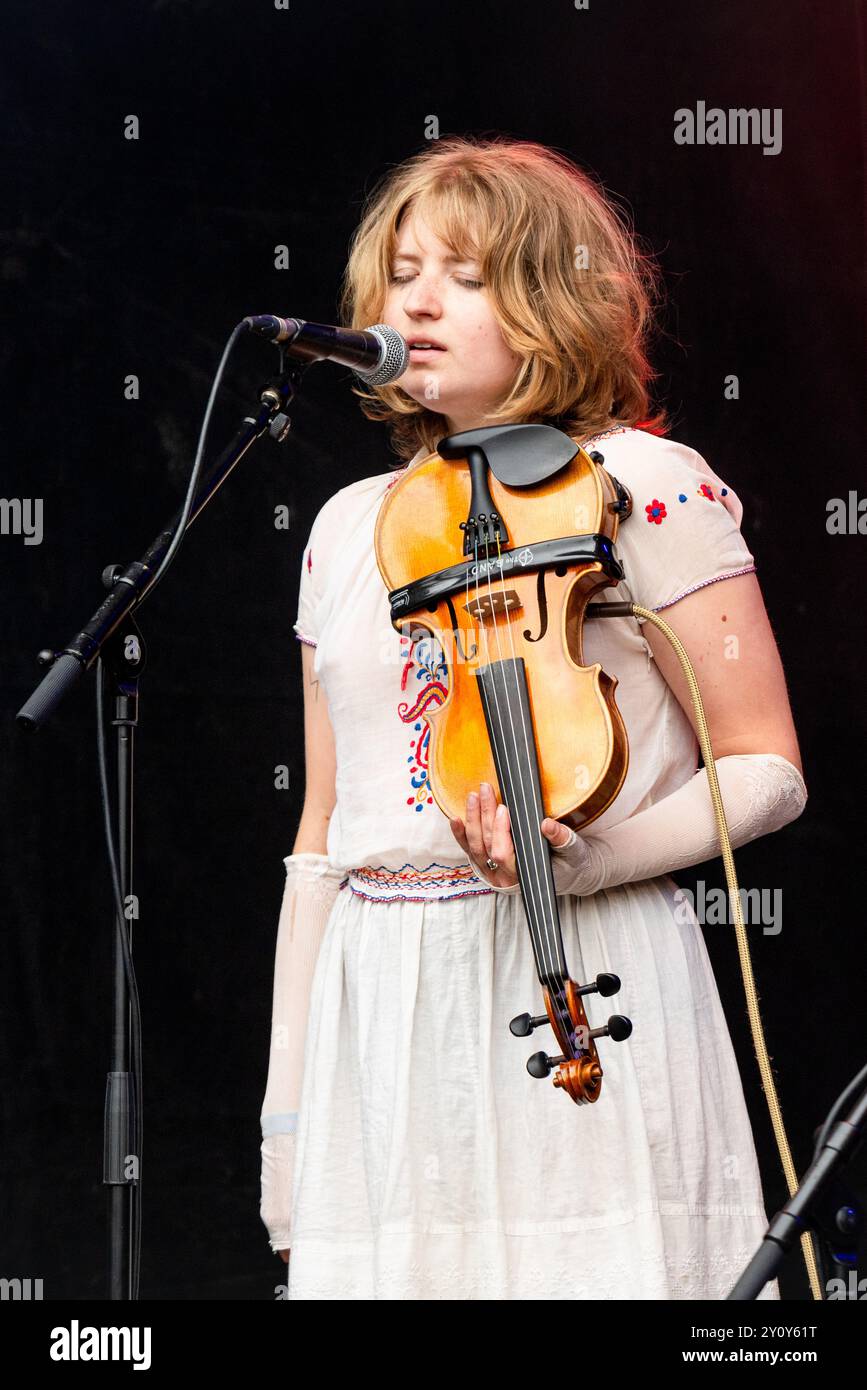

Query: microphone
[[243, 316, 409, 385]]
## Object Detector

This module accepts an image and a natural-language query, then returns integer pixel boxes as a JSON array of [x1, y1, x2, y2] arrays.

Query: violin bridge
[[463, 590, 522, 622]]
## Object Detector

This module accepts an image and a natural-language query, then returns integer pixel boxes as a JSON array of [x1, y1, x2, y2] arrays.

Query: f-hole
[[524, 564, 567, 643]]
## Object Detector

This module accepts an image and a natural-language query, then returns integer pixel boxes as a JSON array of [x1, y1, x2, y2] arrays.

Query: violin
[[375, 423, 634, 1104]]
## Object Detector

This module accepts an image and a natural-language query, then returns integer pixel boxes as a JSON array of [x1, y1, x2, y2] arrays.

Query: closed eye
[[389, 274, 484, 289]]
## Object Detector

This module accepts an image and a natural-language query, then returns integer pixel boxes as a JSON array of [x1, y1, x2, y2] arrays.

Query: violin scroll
[[511, 973, 633, 1101]]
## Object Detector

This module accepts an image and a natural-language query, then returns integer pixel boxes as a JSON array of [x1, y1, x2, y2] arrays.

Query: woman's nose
[[402, 278, 442, 316]]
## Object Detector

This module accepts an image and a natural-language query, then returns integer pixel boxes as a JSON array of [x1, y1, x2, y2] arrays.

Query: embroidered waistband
[[344, 861, 493, 903]]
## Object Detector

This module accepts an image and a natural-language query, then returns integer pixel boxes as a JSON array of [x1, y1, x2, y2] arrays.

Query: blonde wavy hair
[[338, 134, 669, 462]]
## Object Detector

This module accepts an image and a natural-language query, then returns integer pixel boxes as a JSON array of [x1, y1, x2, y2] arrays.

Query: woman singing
[[259, 135, 806, 1300]]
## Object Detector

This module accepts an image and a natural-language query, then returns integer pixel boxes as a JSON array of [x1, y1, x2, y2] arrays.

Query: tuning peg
[[595, 972, 621, 997], [527, 1051, 565, 1079], [575, 972, 622, 999], [589, 1014, 633, 1043], [526, 1018, 632, 1079], [509, 1011, 549, 1037]]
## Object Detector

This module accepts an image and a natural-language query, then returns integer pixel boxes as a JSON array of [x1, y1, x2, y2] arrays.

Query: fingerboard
[[473, 656, 567, 988]]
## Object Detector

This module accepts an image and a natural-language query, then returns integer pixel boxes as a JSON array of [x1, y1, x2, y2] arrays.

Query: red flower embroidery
[[698, 483, 716, 501], [645, 498, 667, 524], [306, 547, 313, 572]]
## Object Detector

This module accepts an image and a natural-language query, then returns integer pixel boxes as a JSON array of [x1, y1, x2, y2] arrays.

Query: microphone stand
[[16, 361, 305, 1298], [727, 1084, 867, 1300]]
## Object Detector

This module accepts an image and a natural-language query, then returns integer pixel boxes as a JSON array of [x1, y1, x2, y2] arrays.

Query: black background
[[2, 0, 865, 1301]]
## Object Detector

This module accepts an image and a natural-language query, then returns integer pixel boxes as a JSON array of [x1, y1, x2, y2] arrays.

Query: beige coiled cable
[[631, 602, 821, 1301]]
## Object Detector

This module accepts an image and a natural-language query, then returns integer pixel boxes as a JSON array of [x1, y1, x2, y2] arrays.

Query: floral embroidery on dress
[[645, 498, 667, 524], [346, 862, 491, 901], [698, 483, 716, 501], [397, 634, 448, 812]]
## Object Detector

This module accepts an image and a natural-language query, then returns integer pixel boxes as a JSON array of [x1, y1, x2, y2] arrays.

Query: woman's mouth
[[407, 340, 447, 358]]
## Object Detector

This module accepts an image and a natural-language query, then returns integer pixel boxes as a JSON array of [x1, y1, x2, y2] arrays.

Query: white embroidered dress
[[285, 425, 779, 1301]]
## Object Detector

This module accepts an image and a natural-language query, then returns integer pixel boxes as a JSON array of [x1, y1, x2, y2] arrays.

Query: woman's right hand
[[279, 1249, 290, 1263]]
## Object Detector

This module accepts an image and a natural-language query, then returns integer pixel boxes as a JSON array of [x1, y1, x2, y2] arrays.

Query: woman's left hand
[[449, 781, 577, 889]]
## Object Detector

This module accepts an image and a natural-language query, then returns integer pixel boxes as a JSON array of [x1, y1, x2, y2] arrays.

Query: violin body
[[375, 438, 628, 831], [374, 423, 634, 1104]]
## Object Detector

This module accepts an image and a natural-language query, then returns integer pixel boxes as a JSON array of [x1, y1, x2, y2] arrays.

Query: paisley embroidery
[[397, 634, 448, 812], [645, 498, 667, 524]]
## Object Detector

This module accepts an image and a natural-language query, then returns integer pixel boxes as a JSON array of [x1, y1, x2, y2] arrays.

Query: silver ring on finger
[[485, 856, 499, 871]]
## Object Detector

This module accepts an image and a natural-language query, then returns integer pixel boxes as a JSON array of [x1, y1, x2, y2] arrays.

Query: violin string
[[469, 497, 557, 990]]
